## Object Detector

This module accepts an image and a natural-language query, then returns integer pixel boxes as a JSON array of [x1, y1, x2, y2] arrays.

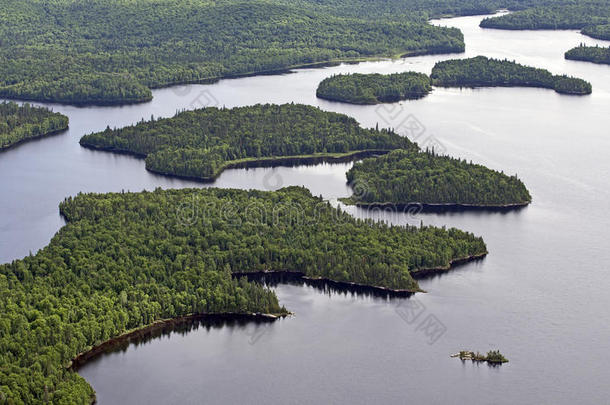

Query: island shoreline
[[79, 143, 392, 182], [340, 199, 530, 212], [0, 126, 69, 152], [70, 312, 288, 370]]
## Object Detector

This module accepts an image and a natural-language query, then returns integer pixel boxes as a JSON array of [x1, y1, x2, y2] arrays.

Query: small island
[[452, 350, 509, 364], [343, 149, 531, 209], [80, 103, 415, 181], [431, 56, 592, 95], [316, 72, 432, 104], [565, 44, 610, 65], [0, 102, 69, 150], [0, 186, 487, 402]]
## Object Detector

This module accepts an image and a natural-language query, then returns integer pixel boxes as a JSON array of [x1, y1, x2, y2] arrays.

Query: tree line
[[80, 103, 414, 180], [0, 186, 486, 403], [431, 56, 592, 95], [565, 44, 610, 65], [0, 0, 477, 105], [345, 149, 531, 206], [480, 0, 610, 40], [0, 102, 68, 150], [316, 72, 432, 104]]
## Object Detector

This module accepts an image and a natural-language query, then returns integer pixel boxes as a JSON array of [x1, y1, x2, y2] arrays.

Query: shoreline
[[0, 126, 69, 152], [233, 252, 487, 295], [70, 312, 288, 370], [410, 252, 488, 278], [79, 143, 392, 182], [340, 198, 530, 212], [233, 270, 420, 296], [432, 82, 591, 96]]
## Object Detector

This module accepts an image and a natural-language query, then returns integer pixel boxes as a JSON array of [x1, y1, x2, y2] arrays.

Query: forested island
[[344, 149, 531, 208], [80, 104, 414, 180], [316, 72, 432, 104], [480, 0, 610, 40], [565, 44, 610, 65], [0, 102, 68, 150], [431, 56, 592, 95], [0, 186, 487, 403]]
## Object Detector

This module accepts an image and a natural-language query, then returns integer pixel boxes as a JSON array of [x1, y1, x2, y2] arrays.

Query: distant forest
[[1, 0, 607, 105], [0, 102, 68, 150], [480, 0, 610, 40]]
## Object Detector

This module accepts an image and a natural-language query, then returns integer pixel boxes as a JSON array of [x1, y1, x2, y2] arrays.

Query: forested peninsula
[[344, 149, 531, 208], [316, 72, 432, 104], [431, 56, 592, 95], [0, 102, 68, 150], [565, 44, 610, 65], [0, 186, 487, 403], [80, 104, 414, 181], [480, 0, 610, 40]]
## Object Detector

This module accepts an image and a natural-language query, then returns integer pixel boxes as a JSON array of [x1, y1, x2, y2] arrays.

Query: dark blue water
[[1, 13, 609, 404]]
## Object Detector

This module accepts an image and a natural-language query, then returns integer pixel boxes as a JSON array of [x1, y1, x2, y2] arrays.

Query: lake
[[1, 13, 610, 404]]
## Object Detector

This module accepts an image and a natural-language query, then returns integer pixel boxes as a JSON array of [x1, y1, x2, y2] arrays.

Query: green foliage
[[457, 349, 508, 363], [0, 0, 479, 105], [486, 350, 509, 363], [345, 149, 531, 206], [316, 72, 432, 104], [431, 56, 592, 95], [80, 103, 414, 180], [581, 23, 610, 40], [565, 44, 610, 65], [0, 102, 68, 150], [480, 0, 610, 40], [0, 186, 486, 402]]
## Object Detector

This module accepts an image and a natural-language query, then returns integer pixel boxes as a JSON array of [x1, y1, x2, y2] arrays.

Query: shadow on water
[[233, 271, 415, 300], [411, 255, 487, 282], [71, 313, 278, 371]]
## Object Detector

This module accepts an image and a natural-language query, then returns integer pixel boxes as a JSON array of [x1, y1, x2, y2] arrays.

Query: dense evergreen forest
[[345, 149, 531, 206], [0, 186, 486, 403], [431, 56, 592, 95], [316, 72, 432, 104], [480, 0, 610, 40], [0, 102, 68, 150], [565, 44, 610, 65], [80, 104, 414, 180], [2, 0, 606, 104], [0, 0, 489, 105]]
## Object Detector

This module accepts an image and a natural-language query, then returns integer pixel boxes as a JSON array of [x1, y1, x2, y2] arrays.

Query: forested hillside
[[0, 102, 68, 150], [431, 56, 592, 95], [565, 44, 610, 65], [80, 104, 414, 180], [345, 149, 531, 207], [0, 186, 486, 403], [316, 72, 432, 104], [0, 0, 483, 105], [480, 0, 610, 39]]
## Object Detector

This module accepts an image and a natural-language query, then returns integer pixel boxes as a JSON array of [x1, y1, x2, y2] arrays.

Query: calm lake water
[[2, 13, 610, 404]]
